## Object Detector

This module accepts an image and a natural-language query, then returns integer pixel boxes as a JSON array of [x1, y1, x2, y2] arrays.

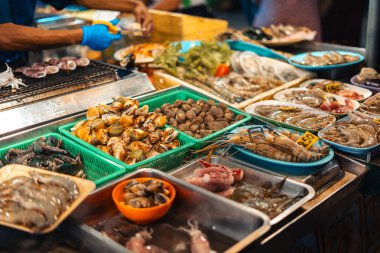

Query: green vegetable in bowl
[[154, 41, 232, 79]]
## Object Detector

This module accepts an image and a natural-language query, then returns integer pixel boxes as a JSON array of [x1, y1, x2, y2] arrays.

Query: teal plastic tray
[[226, 40, 288, 61], [0, 133, 126, 188], [139, 88, 252, 149], [231, 125, 335, 176]]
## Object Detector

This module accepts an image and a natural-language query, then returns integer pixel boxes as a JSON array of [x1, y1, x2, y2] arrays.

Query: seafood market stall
[[1, 20, 380, 253]]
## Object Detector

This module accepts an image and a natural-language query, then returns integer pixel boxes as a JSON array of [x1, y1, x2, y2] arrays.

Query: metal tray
[[170, 156, 315, 225], [71, 169, 271, 253], [0, 219, 126, 253]]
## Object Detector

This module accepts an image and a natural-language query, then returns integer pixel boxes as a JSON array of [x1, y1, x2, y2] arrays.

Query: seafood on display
[[116, 43, 167, 63], [360, 93, 380, 115], [184, 160, 303, 219], [216, 29, 294, 58], [122, 179, 171, 208], [186, 160, 244, 196], [275, 88, 357, 114], [355, 67, 380, 87], [0, 64, 27, 91], [0, 136, 85, 178], [319, 112, 380, 148], [231, 179, 302, 219], [294, 51, 360, 66], [261, 24, 317, 42], [250, 102, 336, 131], [71, 97, 181, 165], [302, 79, 366, 100], [0, 171, 79, 232], [198, 126, 330, 163], [126, 229, 168, 253], [231, 51, 303, 83], [15, 57, 90, 78], [95, 216, 214, 253], [155, 98, 244, 138], [219, 25, 316, 43], [191, 72, 284, 103]]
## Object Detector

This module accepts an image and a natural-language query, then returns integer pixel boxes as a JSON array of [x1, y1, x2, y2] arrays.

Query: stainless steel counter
[[0, 84, 371, 252]]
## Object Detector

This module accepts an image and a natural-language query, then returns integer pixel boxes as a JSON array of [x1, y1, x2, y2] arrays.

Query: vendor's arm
[[0, 23, 83, 51], [76, 0, 152, 31], [150, 0, 181, 11], [0, 19, 121, 52]]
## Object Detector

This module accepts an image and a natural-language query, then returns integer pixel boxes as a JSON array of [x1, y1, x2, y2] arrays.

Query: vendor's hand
[[81, 19, 122, 51], [134, 2, 153, 34]]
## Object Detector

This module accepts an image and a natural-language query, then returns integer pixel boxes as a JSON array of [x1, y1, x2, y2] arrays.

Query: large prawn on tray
[[196, 125, 330, 163]]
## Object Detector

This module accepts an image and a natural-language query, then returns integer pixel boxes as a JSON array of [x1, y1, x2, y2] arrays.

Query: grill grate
[[0, 61, 120, 111]]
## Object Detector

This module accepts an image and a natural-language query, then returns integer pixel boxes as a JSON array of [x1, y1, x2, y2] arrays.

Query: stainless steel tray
[[71, 169, 271, 253], [170, 156, 315, 225], [0, 219, 126, 253]]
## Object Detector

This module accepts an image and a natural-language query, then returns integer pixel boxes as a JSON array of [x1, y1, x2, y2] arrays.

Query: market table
[[1, 41, 379, 252]]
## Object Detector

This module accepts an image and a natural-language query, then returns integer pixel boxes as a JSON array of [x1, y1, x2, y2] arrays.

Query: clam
[[86, 107, 100, 120], [153, 115, 167, 128], [162, 128, 178, 143], [123, 192, 137, 203], [135, 105, 149, 116], [133, 115, 146, 128], [102, 114, 120, 125], [91, 118, 106, 131], [127, 197, 152, 208], [129, 141, 152, 153], [123, 104, 138, 116], [95, 128, 109, 144], [97, 145, 111, 154], [108, 122, 123, 137], [131, 129, 148, 141], [110, 101, 124, 111], [146, 180, 164, 193], [154, 192, 169, 205], [96, 104, 110, 116], [123, 99, 139, 110], [119, 115, 134, 128], [71, 120, 85, 133], [143, 112, 158, 126], [148, 131, 161, 144], [129, 150, 145, 161], [121, 130, 132, 144], [76, 125, 91, 140], [125, 157, 137, 165], [142, 123, 156, 132]]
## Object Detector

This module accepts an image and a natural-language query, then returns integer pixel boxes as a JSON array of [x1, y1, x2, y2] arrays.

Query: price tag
[[279, 106, 298, 111], [373, 118, 380, 124], [325, 82, 342, 93], [296, 131, 319, 150]]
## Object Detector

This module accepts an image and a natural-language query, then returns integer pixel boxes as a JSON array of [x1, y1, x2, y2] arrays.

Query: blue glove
[[81, 19, 122, 51]]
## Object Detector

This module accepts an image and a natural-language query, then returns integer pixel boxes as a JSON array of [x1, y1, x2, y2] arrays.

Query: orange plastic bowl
[[112, 177, 176, 224]]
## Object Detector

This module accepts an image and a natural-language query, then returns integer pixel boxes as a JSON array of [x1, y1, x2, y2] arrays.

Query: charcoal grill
[[0, 61, 126, 111], [0, 62, 155, 136]]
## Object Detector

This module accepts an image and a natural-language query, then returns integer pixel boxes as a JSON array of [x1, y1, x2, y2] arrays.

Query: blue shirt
[[0, 0, 74, 63]]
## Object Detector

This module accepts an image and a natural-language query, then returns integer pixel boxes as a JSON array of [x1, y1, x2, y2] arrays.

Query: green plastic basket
[[0, 133, 126, 188], [59, 124, 193, 172], [139, 88, 252, 149]]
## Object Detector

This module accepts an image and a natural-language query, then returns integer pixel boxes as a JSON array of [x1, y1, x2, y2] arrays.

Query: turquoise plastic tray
[[0, 133, 126, 188], [230, 125, 334, 175], [318, 117, 380, 155], [289, 51, 364, 70], [139, 87, 252, 149], [226, 40, 288, 61]]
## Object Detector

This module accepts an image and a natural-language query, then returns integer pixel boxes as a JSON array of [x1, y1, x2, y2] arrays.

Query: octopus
[[186, 160, 243, 197]]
